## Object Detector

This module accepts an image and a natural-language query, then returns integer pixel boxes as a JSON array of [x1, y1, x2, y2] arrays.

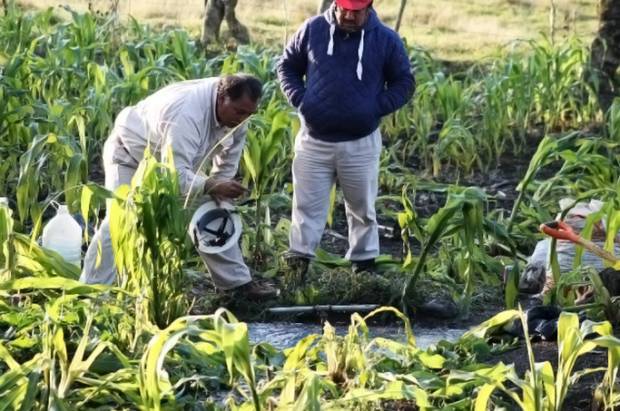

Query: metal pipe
[[268, 304, 380, 314]]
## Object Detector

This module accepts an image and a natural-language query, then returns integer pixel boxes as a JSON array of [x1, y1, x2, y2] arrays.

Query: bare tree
[[395, 0, 408, 33], [201, 0, 250, 46], [585, 0, 620, 112]]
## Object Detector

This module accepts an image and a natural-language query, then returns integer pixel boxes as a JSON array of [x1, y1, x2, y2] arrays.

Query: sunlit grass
[[18, 0, 598, 60]]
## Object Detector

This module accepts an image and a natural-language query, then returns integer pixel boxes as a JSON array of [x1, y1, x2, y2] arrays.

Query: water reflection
[[248, 322, 467, 350]]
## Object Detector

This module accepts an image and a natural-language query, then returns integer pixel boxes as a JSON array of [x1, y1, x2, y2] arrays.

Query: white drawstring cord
[[327, 24, 335, 56], [356, 29, 365, 80], [327, 24, 365, 81]]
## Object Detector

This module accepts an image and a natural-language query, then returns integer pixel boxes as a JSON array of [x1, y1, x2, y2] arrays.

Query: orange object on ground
[[540, 220, 619, 266]]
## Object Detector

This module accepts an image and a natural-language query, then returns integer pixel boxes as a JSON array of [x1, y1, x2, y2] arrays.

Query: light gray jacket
[[108, 77, 246, 196]]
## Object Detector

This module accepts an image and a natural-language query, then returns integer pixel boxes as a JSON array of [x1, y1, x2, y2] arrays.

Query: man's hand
[[206, 180, 248, 203]]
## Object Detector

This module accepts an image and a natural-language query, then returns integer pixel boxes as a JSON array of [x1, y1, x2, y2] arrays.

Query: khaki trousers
[[289, 128, 382, 261]]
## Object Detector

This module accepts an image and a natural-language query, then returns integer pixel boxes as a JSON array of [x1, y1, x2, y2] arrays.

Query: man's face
[[217, 94, 258, 128], [335, 5, 369, 32]]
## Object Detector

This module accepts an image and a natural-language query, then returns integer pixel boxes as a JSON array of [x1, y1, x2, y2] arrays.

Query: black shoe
[[229, 280, 279, 300], [351, 258, 376, 274]]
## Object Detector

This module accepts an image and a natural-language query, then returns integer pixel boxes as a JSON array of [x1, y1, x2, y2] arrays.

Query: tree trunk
[[2, 0, 8, 16], [585, 0, 620, 113], [549, 0, 557, 45], [317, 0, 331, 14], [201, 0, 250, 46]]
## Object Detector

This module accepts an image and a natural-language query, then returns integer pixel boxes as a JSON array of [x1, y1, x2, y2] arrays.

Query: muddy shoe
[[351, 258, 376, 274], [232, 280, 279, 300]]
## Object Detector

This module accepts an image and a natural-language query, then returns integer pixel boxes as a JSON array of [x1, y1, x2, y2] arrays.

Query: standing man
[[81, 74, 277, 299], [277, 0, 415, 276]]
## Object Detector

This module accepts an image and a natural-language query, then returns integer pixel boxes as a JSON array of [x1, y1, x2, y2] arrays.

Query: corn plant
[[526, 38, 598, 130], [254, 307, 423, 409], [533, 138, 620, 205], [608, 99, 620, 140], [240, 96, 298, 267], [251, 306, 516, 410], [396, 185, 422, 270], [109, 152, 190, 329], [0, 294, 143, 410], [475, 310, 620, 410], [220, 45, 278, 86], [15, 132, 87, 230], [433, 118, 479, 176], [139, 308, 260, 410], [0, 200, 15, 277], [506, 131, 580, 232], [401, 187, 503, 314], [595, 336, 620, 410], [0, 201, 80, 281], [0, 279, 265, 409]]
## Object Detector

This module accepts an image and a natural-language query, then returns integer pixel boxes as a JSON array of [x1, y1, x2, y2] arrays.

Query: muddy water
[[248, 322, 468, 349]]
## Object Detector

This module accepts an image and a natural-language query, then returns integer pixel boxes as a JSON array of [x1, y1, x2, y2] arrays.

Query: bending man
[[81, 74, 277, 299]]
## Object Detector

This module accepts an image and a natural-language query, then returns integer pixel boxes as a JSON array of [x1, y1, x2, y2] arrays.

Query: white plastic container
[[42, 205, 83, 267]]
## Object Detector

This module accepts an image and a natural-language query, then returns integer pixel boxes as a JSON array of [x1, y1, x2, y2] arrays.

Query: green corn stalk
[[397, 185, 421, 270], [109, 151, 190, 329], [507, 131, 579, 232], [292, 373, 324, 411], [0, 200, 15, 278], [596, 336, 620, 410], [260, 306, 419, 409], [607, 99, 620, 141], [0, 343, 45, 411], [0, 295, 141, 410], [474, 310, 619, 411], [270, 334, 321, 407], [140, 309, 260, 411], [241, 97, 297, 267], [401, 187, 488, 313], [16, 132, 87, 227], [434, 118, 480, 176]]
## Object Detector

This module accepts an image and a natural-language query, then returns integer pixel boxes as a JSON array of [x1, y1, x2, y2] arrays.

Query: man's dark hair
[[218, 74, 263, 102]]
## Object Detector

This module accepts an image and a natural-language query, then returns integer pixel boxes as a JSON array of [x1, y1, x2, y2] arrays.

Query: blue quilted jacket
[[277, 4, 415, 142]]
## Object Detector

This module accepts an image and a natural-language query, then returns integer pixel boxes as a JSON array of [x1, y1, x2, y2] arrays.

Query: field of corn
[[1, 1, 620, 410]]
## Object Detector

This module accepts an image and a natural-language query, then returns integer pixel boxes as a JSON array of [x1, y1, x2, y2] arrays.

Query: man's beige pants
[[80, 137, 252, 290], [289, 128, 381, 261]]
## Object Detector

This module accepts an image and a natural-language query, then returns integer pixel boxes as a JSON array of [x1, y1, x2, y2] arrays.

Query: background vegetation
[[17, 0, 599, 60]]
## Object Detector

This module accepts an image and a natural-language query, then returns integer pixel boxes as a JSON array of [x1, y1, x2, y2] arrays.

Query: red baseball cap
[[335, 0, 372, 11]]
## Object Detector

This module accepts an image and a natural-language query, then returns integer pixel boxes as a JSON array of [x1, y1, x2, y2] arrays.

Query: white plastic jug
[[42, 205, 83, 267]]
